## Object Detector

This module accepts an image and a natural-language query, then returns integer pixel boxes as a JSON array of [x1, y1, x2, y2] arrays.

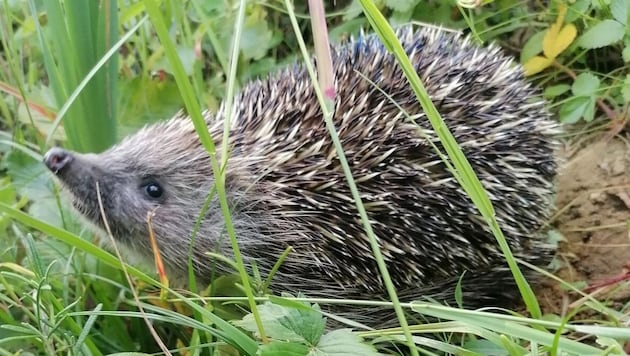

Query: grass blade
[[357, 0, 542, 318]]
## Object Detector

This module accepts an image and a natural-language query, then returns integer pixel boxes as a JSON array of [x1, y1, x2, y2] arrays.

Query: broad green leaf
[[544, 84, 571, 98], [154, 46, 196, 76], [208, 274, 248, 322], [523, 55, 553, 76], [0, 177, 17, 205], [520, 30, 545, 63], [385, 0, 420, 13], [6, 150, 51, 203], [342, 0, 365, 21], [580, 96, 597, 122], [577, 19, 625, 49], [572, 72, 600, 96], [566, 0, 591, 23], [234, 301, 325, 345], [390, 9, 413, 26], [559, 96, 594, 123], [0, 177, 18, 232], [117, 76, 183, 136], [611, 0, 630, 25], [241, 10, 274, 61]]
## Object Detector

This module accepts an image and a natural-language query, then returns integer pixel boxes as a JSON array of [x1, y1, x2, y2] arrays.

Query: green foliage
[[519, 0, 630, 124], [34, 0, 119, 153], [559, 73, 601, 123], [235, 298, 382, 356]]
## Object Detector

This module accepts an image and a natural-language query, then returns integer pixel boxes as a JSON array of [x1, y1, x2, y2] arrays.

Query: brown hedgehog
[[43, 26, 560, 327]]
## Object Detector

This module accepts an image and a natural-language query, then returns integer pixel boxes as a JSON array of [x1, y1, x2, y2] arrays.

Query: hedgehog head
[[42, 116, 241, 276]]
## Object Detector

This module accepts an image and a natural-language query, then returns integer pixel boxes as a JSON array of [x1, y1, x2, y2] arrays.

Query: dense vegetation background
[[0, 0, 629, 354]]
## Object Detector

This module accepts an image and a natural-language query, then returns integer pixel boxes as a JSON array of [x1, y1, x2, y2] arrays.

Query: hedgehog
[[43, 26, 560, 327]]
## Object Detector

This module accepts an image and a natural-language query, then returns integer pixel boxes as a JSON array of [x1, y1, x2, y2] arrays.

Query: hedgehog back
[[220, 27, 558, 304]]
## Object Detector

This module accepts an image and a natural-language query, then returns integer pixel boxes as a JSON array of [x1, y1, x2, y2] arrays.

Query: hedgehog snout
[[44, 147, 74, 175]]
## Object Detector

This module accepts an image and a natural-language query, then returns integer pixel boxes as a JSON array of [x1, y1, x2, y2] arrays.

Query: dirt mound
[[539, 135, 630, 315]]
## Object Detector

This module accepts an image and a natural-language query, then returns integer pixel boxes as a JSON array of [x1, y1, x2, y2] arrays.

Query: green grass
[[0, 0, 629, 355]]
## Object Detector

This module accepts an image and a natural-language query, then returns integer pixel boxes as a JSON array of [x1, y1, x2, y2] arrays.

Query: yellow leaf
[[523, 56, 553, 76], [555, 3, 568, 28], [541, 3, 576, 59], [543, 23, 577, 59], [542, 21, 559, 58]]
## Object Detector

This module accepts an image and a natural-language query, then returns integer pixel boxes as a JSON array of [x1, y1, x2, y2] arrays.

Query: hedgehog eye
[[144, 181, 163, 199]]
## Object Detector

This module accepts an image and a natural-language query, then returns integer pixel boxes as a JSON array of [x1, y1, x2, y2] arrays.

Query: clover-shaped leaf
[[524, 4, 576, 76]]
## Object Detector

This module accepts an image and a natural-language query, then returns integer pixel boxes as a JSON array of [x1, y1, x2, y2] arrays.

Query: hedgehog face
[[42, 118, 226, 266]]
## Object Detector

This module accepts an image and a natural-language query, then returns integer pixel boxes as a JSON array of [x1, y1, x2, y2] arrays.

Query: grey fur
[[45, 26, 560, 327]]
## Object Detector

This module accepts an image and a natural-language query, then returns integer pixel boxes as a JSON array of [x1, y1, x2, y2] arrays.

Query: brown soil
[[537, 134, 630, 317]]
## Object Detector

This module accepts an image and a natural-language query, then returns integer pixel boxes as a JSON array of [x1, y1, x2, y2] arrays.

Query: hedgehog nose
[[44, 147, 74, 174]]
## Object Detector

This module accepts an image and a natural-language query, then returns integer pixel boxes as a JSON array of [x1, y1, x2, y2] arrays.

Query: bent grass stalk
[[96, 182, 172, 356], [141, 0, 267, 345], [262, 246, 293, 292], [220, 0, 246, 171]]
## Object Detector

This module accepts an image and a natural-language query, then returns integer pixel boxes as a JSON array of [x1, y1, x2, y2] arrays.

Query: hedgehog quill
[[43, 26, 560, 327]]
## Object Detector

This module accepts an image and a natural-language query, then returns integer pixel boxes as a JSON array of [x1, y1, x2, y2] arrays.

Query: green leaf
[[234, 301, 325, 345], [559, 96, 595, 123], [313, 329, 382, 356], [342, 0, 365, 21], [543, 84, 571, 98], [581, 97, 597, 122], [6, 147, 50, 202], [208, 274, 247, 322], [566, 0, 591, 23], [611, 0, 630, 25], [0, 177, 17, 205], [577, 19, 625, 49], [0, 177, 18, 233], [154, 46, 197, 76], [3, 150, 85, 239], [520, 30, 545, 63], [117, 76, 183, 136], [260, 341, 310, 356], [384, 0, 420, 13], [572, 72, 600, 96], [241, 13, 274, 61]]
